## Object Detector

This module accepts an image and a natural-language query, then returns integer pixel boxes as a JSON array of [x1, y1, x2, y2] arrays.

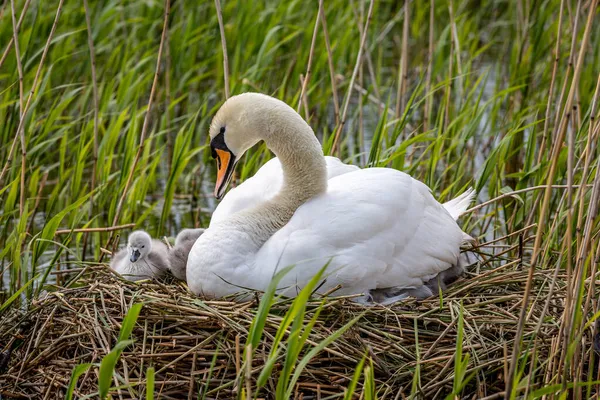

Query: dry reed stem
[[575, 73, 600, 260], [0, 0, 30, 71], [104, 0, 171, 256], [448, 0, 462, 95], [331, 0, 374, 155], [26, 171, 48, 234], [351, 2, 380, 101], [0, 255, 585, 399], [165, 21, 173, 173], [214, 0, 230, 99], [395, 0, 409, 122], [299, 75, 310, 121], [424, 0, 434, 132], [0, 0, 65, 187], [537, 0, 565, 165], [9, 0, 22, 117], [505, 0, 598, 396], [9, 0, 25, 218], [297, 0, 323, 116], [465, 184, 593, 214], [319, 3, 340, 125], [55, 223, 136, 235], [82, 0, 100, 261]]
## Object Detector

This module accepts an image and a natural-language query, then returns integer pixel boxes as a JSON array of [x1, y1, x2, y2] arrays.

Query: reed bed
[[1, 0, 600, 398]]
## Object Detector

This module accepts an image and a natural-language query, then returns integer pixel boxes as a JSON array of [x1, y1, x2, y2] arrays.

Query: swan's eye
[[219, 126, 226, 134]]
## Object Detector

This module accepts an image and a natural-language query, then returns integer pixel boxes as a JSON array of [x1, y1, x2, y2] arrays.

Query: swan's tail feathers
[[443, 187, 476, 220]]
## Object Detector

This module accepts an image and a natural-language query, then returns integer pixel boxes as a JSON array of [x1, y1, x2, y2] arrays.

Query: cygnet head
[[127, 231, 152, 262], [209, 93, 303, 199]]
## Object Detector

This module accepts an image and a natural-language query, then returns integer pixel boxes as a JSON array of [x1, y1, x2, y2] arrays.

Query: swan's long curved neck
[[226, 108, 327, 248]]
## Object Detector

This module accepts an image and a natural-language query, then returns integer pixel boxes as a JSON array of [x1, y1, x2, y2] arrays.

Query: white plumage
[[210, 156, 358, 226], [187, 93, 475, 303], [110, 230, 169, 281]]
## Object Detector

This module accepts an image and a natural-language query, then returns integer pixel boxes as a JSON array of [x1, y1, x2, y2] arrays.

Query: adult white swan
[[187, 93, 474, 302]]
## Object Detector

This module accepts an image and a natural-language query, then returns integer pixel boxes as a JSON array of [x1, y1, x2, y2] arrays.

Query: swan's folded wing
[[254, 168, 465, 295], [210, 157, 358, 226], [110, 248, 128, 272]]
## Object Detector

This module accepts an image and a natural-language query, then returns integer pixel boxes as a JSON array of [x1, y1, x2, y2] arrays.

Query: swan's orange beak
[[213, 148, 236, 199]]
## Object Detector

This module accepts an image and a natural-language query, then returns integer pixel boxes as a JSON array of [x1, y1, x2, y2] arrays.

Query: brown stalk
[[331, 0, 374, 155], [575, 74, 600, 258], [10, 0, 25, 217], [351, 2, 381, 101], [214, 0, 230, 99], [0, 0, 65, 187], [551, 0, 581, 134], [0, 0, 31, 71], [562, 118, 575, 388], [299, 75, 310, 122], [103, 0, 171, 256], [0, 0, 6, 20], [466, 185, 592, 214], [537, 0, 564, 165], [424, 0, 434, 132], [297, 0, 323, 116], [396, 0, 409, 122], [319, 3, 340, 126], [165, 20, 173, 173], [358, 46, 365, 164], [82, 0, 100, 261], [505, 0, 598, 397], [55, 223, 136, 235], [448, 0, 462, 89], [26, 171, 49, 235]]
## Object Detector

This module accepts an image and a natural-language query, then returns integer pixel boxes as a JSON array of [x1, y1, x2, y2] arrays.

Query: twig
[[331, 0, 374, 155], [82, 0, 100, 260], [537, 0, 564, 164], [297, 0, 323, 116], [396, 0, 409, 122], [10, 0, 25, 217], [465, 184, 593, 214], [0, 0, 65, 187], [165, 18, 173, 173], [319, 3, 340, 125], [214, 0, 230, 99], [299, 75, 310, 121], [103, 0, 170, 258], [55, 224, 135, 235], [424, 0, 434, 132], [351, 2, 380, 101], [0, 0, 31, 71], [26, 171, 49, 234], [505, 0, 598, 397]]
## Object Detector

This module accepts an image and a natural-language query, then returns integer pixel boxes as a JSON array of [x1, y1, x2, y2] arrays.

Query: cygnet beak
[[130, 249, 141, 262]]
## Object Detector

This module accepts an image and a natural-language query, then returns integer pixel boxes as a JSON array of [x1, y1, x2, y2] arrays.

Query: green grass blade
[[65, 363, 92, 400]]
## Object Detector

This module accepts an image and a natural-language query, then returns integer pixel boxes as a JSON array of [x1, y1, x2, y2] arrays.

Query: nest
[[0, 263, 591, 399]]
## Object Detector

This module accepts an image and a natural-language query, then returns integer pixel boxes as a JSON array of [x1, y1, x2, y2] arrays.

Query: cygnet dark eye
[[141, 245, 145, 248]]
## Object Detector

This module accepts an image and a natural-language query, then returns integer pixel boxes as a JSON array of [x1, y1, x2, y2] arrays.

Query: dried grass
[[1, 254, 592, 399]]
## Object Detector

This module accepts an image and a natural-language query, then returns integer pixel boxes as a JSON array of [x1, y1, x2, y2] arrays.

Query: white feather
[[187, 93, 475, 303], [210, 156, 358, 225], [442, 187, 476, 220]]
